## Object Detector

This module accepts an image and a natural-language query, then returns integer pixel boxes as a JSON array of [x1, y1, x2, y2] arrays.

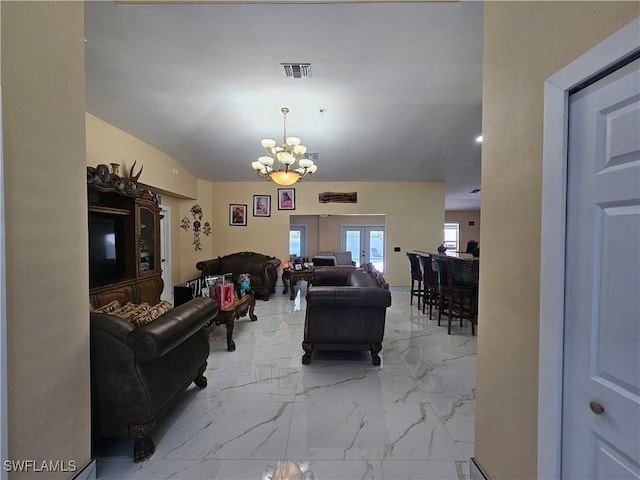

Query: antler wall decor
[[87, 162, 145, 196]]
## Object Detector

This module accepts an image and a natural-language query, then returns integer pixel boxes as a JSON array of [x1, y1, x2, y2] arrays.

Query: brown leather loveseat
[[90, 297, 218, 462], [302, 264, 392, 366], [196, 251, 281, 300]]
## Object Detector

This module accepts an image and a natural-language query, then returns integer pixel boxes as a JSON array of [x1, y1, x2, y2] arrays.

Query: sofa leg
[[370, 344, 382, 366], [302, 342, 313, 365], [193, 362, 208, 389], [129, 420, 156, 463]]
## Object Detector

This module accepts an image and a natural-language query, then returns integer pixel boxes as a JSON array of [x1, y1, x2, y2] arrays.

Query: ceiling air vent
[[306, 152, 319, 161], [281, 63, 312, 79]]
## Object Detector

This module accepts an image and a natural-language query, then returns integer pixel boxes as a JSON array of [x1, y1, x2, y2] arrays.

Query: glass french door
[[341, 225, 385, 272]]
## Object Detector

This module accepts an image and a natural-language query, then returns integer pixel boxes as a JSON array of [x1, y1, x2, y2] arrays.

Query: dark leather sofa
[[90, 297, 218, 462], [302, 264, 392, 366], [196, 251, 281, 300]]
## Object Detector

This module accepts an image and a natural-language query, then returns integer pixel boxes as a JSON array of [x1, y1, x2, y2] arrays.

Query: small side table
[[207, 293, 257, 351], [282, 268, 314, 300]]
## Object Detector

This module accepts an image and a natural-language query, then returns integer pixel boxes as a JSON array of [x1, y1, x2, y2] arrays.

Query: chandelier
[[251, 107, 317, 186]]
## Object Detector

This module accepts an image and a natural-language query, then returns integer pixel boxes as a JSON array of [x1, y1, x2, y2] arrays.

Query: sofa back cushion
[[348, 269, 379, 287], [220, 257, 263, 277], [312, 266, 355, 286]]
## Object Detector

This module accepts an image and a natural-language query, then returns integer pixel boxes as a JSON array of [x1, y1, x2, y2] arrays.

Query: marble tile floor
[[96, 286, 477, 480]]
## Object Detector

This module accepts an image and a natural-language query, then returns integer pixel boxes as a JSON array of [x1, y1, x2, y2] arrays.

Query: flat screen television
[[88, 212, 128, 288]]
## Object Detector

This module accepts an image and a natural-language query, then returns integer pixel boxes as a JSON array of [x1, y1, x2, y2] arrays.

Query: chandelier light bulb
[[279, 152, 295, 165], [261, 139, 276, 149], [293, 145, 307, 155]]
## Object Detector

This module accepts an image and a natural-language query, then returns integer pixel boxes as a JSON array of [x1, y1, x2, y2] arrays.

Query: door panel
[[341, 226, 384, 271], [562, 58, 640, 479], [343, 228, 361, 265]]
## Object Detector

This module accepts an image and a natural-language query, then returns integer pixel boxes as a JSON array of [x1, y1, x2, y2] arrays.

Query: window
[[289, 225, 306, 257], [444, 223, 459, 252]]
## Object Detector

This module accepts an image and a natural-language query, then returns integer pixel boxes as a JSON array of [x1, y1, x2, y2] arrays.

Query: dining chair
[[433, 257, 476, 335], [418, 254, 439, 319], [406, 252, 423, 309]]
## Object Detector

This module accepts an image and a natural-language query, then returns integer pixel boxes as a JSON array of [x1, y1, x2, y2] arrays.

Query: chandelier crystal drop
[[251, 107, 317, 185]]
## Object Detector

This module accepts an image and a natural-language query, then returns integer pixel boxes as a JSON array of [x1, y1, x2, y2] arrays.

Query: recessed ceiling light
[[470, 188, 481, 194], [475, 135, 483, 143]]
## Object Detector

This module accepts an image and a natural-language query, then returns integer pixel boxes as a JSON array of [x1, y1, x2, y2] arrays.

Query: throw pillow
[[111, 302, 150, 320], [128, 301, 173, 328], [93, 300, 121, 314]]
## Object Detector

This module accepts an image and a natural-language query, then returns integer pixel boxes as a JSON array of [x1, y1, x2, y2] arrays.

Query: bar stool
[[418, 254, 439, 319], [434, 257, 476, 335], [406, 252, 423, 309]]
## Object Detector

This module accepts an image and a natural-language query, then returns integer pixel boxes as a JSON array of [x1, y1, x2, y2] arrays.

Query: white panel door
[[562, 58, 640, 478], [341, 225, 385, 271], [159, 206, 172, 302]]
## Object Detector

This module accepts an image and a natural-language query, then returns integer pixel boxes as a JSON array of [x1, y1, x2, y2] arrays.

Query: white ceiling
[[84, 1, 483, 210]]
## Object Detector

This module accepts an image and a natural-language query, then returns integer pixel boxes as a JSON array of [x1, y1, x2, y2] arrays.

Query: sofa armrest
[[90, 312, 136, 343], [196, 259, 222, 277], [127, 297, 218, 363], [264, 257, 281, 267], [306, 286, 391, 308]]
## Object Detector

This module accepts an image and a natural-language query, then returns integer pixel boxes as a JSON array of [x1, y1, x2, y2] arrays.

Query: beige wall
[[2, 3, 91, 478], [86, 113, 199, 199], [445, 210, 480, 252], [476, 3, 639, 479], [211, 182, 445, 287], [174, 179, 216, 282]]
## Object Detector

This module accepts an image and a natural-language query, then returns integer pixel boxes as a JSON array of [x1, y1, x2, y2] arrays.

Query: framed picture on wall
[[229, 204, 247, 226], [277, 188, 295, 210], [253, 195, 271, 217]]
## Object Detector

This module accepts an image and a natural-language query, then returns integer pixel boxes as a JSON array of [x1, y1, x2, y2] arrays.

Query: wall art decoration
[[187, 204, 211, 250], [181, 204, 211, 250], [192, 219, 202, 251], [229, 204, 247, 226], [318, 191, 357, 203], [253, 195, 271, 217], [190, 204, 203, 220], [277, 188, 295, 210]]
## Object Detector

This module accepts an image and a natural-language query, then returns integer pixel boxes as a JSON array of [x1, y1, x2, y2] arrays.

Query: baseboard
[[73, 460, 96, 480], [470, 458, 490, 480]]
